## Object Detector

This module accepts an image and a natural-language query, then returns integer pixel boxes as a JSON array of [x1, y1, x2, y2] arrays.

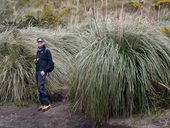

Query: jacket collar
[[37, 45, 46, 52]]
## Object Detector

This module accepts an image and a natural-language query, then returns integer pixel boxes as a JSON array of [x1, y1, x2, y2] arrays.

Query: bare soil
[[0, 103, 170, 128]]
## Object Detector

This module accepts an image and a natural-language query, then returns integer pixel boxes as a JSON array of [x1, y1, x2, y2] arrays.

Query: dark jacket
[[36, 46, 53, 72]]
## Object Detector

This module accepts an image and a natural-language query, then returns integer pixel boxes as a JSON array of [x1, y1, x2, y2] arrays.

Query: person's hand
[[33, 58, 39, 64], [33, 59, 37, 64], [41, 71, 45, 76]]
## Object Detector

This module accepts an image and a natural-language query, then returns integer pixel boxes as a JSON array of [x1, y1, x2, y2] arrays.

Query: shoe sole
[[41, 106, 51, 112]]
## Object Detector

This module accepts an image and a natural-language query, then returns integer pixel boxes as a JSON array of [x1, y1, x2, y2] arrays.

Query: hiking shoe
[[38, 105, 44, 111], [41, 104, 51, 112]]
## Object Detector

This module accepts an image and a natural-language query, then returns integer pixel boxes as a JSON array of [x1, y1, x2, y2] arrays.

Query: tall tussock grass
[[0, 31, 36, 104], [0, 26, 83, 104], [70, 16, 170, 123]]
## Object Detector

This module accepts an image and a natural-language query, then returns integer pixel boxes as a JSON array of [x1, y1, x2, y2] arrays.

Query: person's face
[[36, 41, 45, 48]]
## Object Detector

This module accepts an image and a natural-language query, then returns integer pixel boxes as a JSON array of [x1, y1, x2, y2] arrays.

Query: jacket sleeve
[[44, 49, 53, 72]]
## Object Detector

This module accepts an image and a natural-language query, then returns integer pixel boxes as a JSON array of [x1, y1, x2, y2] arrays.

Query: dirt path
[[0, 103, 87, 128], [0, 103, 170, 128]]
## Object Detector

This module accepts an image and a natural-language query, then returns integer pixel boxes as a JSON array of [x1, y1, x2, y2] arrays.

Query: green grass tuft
[[70, 18, 170, 123]]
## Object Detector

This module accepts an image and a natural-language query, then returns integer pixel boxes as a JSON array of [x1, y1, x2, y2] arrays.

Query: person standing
[[34, 37, 53, 112]]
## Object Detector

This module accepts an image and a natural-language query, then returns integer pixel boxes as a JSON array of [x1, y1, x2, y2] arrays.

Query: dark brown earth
[[0, 103, 170, 128]]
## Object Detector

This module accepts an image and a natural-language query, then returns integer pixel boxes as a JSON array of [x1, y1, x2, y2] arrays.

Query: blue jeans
[[36, 71, 49, 105]]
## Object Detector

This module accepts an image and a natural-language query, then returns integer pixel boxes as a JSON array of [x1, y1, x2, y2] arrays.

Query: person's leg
[[36, 71, 43, 110], [37, 71, 49, 105]]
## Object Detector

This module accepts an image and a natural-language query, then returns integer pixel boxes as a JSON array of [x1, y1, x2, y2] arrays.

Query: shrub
[[162, 27, 170, 37], [40, 4, 71, 27], [70, 18, 170, 123], [152, 0, 170, 10], [124, 1, 143, 12]]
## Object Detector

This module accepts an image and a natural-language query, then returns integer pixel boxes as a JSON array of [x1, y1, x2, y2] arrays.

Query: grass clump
[[0, 31, 36, 104], [70, 17, 170, 123], [0, 24, 84, 105], [18, 25, 87, 101]]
